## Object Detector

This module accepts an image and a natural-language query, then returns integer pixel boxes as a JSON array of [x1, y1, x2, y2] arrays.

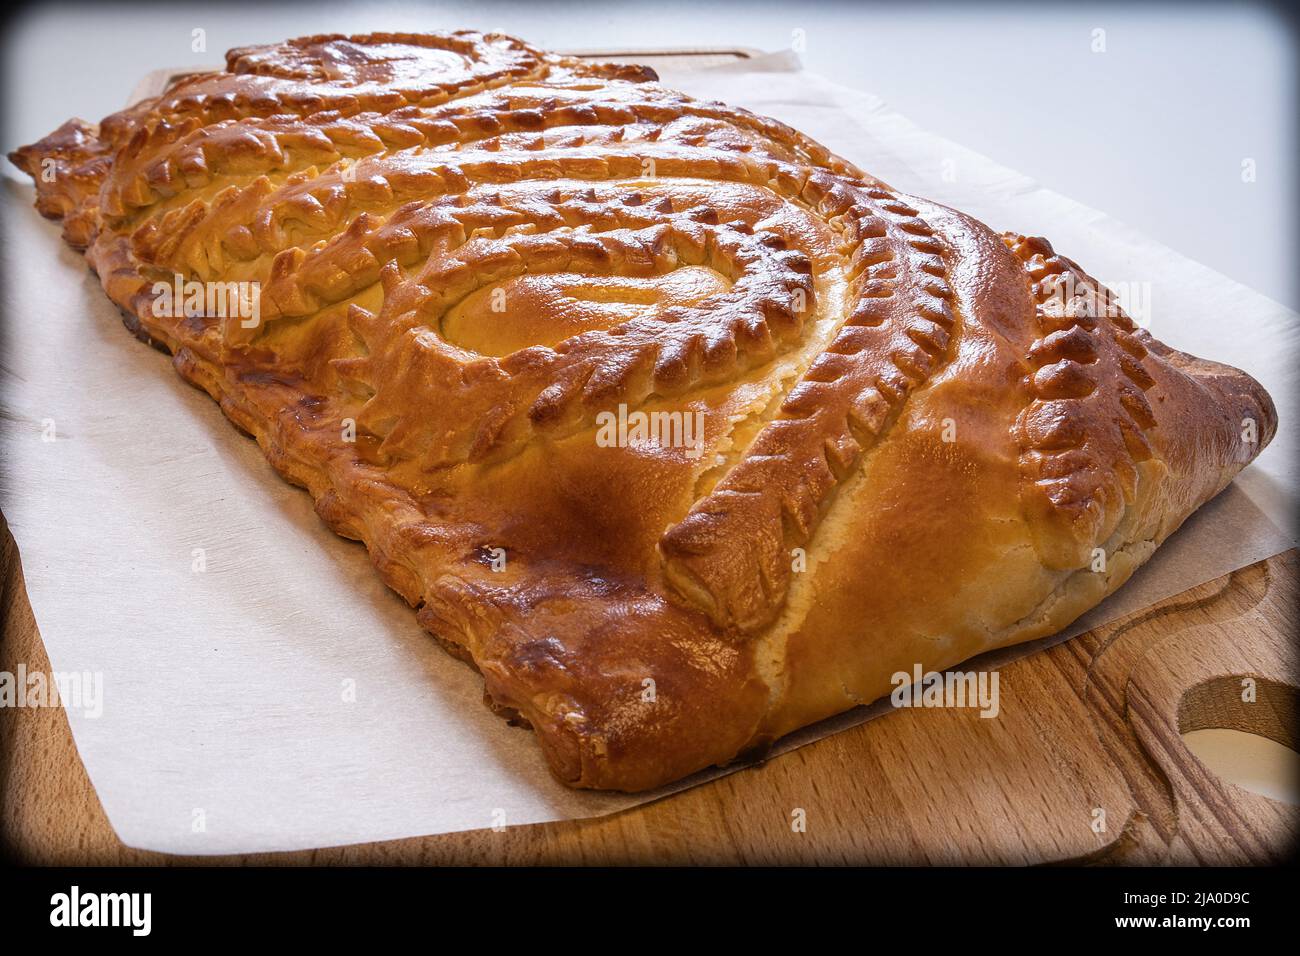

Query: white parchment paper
[[1, 54, 1293, 854]]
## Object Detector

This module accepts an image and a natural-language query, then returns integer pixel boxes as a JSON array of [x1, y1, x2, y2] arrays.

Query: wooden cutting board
[[3, 47, 1295, 865], [2, 512, 1295, 865]]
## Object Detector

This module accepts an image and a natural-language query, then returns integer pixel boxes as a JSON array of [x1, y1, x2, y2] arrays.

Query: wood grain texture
[[2, 512, 1296, 865]]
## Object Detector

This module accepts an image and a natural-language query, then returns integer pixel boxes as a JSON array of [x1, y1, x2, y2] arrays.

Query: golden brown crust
[[10, 31, 1276, 790]]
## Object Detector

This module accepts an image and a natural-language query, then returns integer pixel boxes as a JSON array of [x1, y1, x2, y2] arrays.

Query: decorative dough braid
[[11, 32, 1276, 791]]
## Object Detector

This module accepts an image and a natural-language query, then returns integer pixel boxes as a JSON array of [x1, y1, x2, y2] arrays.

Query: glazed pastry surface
[[11, 32, 1276, 790]]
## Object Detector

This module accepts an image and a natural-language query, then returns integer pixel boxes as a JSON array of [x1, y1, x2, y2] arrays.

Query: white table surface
[[3, 1, 1294, 309]]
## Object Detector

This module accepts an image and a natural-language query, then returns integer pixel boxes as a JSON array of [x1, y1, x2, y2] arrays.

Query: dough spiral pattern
[[11, 31, 1275, 790]]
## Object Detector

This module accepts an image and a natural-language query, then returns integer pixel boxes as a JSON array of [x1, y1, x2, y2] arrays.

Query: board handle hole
[[1178, 675, 1300, 806]]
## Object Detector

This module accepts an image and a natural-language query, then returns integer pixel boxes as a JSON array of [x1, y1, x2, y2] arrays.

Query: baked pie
[[10, 32, 1276, 790]]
